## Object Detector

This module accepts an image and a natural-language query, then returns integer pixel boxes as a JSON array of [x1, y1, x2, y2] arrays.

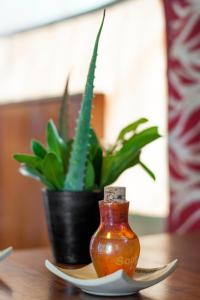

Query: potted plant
[[13, 11, 160, 265]]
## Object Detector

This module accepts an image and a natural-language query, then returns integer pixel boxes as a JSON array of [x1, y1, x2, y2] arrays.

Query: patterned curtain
[[164, 0, 200, 233]]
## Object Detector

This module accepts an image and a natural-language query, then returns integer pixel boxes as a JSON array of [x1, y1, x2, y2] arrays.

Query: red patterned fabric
[[164, 0, 200, 233]]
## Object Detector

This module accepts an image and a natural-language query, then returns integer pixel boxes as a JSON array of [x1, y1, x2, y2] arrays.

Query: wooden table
[[0, 233, 200, 300]]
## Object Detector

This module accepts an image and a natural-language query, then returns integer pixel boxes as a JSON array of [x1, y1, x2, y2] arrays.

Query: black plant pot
[[43, 189, 103, 265]]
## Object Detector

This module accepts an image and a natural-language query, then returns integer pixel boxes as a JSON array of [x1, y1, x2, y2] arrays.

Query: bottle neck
[[99, 200, 129, 225]]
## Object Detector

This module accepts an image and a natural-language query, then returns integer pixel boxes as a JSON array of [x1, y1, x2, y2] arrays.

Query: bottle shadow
[[80, 291, 154, 300], [0, 279, 12, 296], [48, 276, 79, 300]]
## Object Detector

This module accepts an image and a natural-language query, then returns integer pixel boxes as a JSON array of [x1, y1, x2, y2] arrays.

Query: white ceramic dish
[[45, 259, 178, 296], [0, 247, 13, 262]]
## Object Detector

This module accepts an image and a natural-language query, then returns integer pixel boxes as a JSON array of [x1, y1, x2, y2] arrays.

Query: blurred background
[[0, 0, 199, 249]]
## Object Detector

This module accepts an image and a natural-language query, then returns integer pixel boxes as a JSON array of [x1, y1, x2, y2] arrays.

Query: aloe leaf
[[59, 75, 69, 142], [20, 164, 55, 189], [139, 161, 156, 180], [13, 154, 42, 170], [42, 153, 65, 190], [65, 11, 105, 191], [31, 139, 47, 158], [84, 160, 95, 190]]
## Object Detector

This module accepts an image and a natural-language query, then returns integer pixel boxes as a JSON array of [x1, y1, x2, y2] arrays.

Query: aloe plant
[[13, 10, 161, 192], [64, 10, 105, 191]]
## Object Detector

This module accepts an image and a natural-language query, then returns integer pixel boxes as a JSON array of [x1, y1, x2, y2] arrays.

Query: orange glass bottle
[[90, 187, 140, 278]]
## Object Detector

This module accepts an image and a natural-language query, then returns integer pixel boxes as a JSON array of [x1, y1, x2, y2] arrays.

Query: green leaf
[[117, 118, 148, 142], [100, 150, 140, 187], [47, 120, 65, 157], [19, 164, 54, 189], [64, 139, 73, 173], [100, 126, 160, 187], [88, 128, 100, 160], [59, 75, 70, 142], [93, 147, 103, 186], [87, 128, 103, 187], [13, 154, 42, 170], [84, 160, 95, 190], [47, 119, 67, 171], [65, 11, 105, 191], [139, 161, 156, 181], [118, 127, 161, 154], [31, 139, 47, 158], [42, 153, 65, 190]]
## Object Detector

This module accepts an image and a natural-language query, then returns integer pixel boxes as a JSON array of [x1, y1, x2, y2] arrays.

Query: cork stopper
[[104, 186, 126, 202]]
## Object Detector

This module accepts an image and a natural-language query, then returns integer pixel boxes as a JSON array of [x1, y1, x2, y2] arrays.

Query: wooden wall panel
[[0, 94, 105, 249]]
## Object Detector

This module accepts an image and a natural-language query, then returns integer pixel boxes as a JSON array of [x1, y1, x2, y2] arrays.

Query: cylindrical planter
[[43, 190, 103, 265]]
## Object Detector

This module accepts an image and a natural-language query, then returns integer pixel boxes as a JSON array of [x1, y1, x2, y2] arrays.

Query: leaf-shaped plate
[[0, 247, 13, 263], [45, 259, 178, 296]]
